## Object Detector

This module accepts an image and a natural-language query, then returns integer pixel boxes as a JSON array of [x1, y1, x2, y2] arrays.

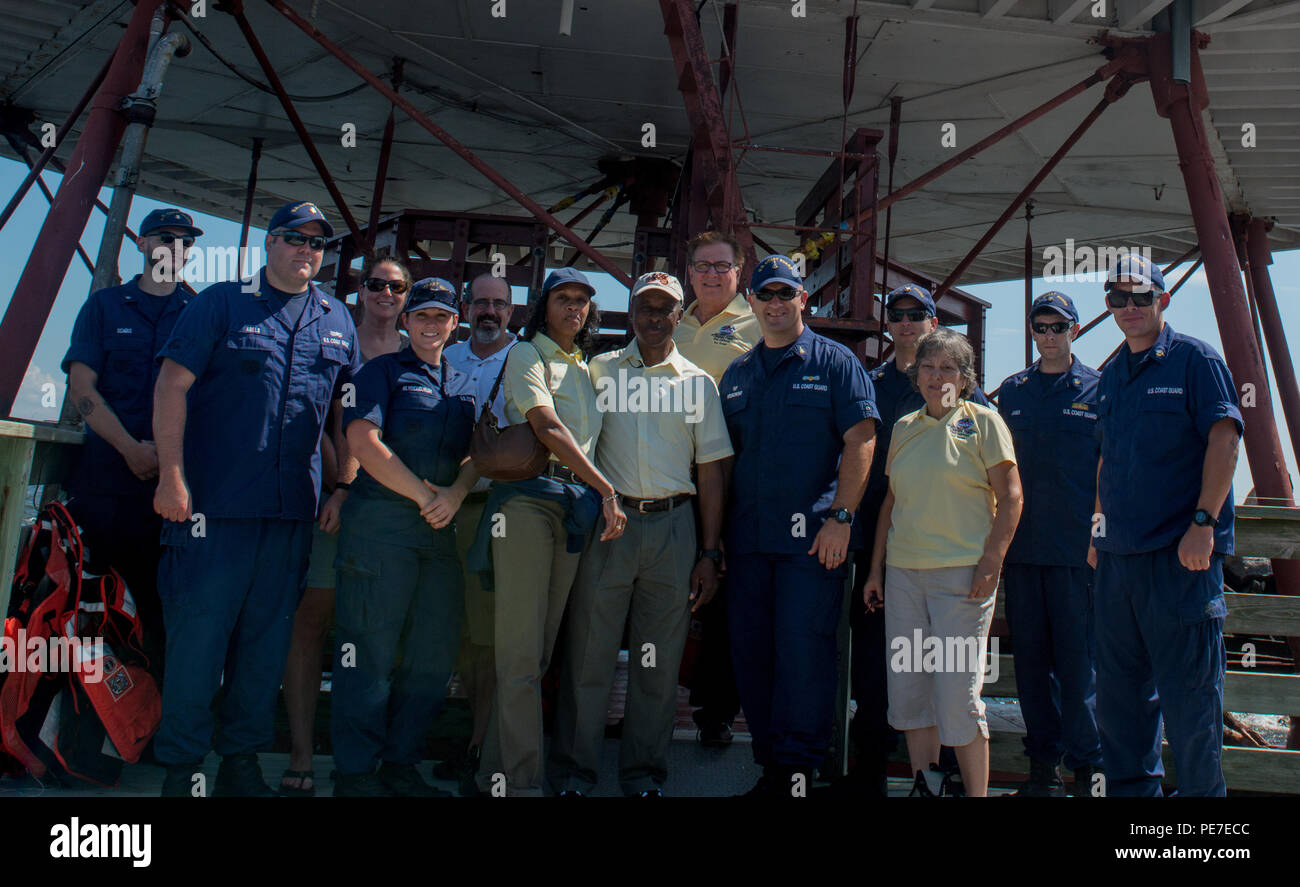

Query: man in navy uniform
[[997, 292, 1104, 796], [152, 201, 361, 797], [1088, 254, 1241, 797], [62, 208, 202, 674], [720, 254, 879, 797], [845, 283, 988, 795]]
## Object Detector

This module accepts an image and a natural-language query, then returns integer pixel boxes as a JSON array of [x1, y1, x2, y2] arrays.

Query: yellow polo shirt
[[503, 332, 602, 460], [673, 294, 761, 384], [589, 342, 733, 499], [885, 399, 1016, 569]]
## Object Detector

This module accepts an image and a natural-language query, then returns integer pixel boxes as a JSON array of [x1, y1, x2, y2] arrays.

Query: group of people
[[59, 199, 1241, 798]]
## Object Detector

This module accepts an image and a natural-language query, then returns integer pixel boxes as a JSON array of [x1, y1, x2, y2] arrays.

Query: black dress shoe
[[160, 762, 204, 798], [213, 753, 276, 797], [379, 762, 452, 797], [334, 770, 397, 798], [693, 710, 735, 748]]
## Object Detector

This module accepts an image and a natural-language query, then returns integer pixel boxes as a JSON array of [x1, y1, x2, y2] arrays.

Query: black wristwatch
[[699, 549, 723, 564], [830, 507, 853, 525], [1192, 508, 1218, 528]]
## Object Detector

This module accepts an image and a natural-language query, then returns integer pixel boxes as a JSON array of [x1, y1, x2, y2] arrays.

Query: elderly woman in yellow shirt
[[863, 327, 1023, 798]]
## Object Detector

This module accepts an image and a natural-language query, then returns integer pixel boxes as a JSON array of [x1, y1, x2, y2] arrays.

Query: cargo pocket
[[333, 547, 387, 632]]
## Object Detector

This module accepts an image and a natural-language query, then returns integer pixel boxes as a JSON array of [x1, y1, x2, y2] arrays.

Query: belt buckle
[[638, 499, 653, 514]]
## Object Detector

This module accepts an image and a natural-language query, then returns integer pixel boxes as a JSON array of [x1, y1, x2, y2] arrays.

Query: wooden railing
[[981, 503, 1300, 794]]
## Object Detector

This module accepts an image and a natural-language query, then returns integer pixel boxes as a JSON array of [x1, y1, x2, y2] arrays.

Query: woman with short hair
[[863, 326, 1023, 798]]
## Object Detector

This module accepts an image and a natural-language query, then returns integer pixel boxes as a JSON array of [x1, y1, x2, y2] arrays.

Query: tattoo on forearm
[[77, 397, 95, 417]]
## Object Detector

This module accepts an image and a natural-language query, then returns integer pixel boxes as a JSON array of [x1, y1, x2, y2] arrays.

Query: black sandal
[[279, 769, 316, 797]]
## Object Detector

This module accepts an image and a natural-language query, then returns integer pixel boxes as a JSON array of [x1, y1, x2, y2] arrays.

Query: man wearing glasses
[[1088, 254, 1241, 797], [844, 284, 988, 796], [673, 231, 759, 748], [719, 254, 878, 796], [996, 292, 1104, 797], [151, 201, 361, 796], [62, 207, 203, 680], [440, 273, 517, 791]]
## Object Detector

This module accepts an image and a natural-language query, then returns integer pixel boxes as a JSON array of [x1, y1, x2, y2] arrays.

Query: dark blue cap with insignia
[[884, 284, 936, 317], [750, 254, 803, 292], [1105, 253, 1164, 292], [404, 277, 459, 315], [140, 208, 202, 238], [1028, 291, 1079, 323], [267, 201, 335, 238], [541, 267, 596, 298]]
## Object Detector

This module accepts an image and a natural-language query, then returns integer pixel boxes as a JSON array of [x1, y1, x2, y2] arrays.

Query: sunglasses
[[363, 277, 409, 295], [156, 232, 195, 247], [888, 309, 930, 323], [752, 286, 801, 302], [274, 230, 327, 251], [691, 261, 737, 275], [1105, 289, 1157, 308], [1031, 321, 1072, 335]]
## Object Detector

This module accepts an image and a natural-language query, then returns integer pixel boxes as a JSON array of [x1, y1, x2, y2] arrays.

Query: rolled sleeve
[[342, 359, 391, 431], [504, 342, 552, 419], [979, 409, 1017, 469], [831, 354, 879, 436], [157, 287, 225, 378], [1189, 353, 1243, 440], [62, 296, 105, 375], [691, 374, 734, 464]]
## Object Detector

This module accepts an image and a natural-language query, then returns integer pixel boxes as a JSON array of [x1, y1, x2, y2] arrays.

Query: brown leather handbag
[[469, 341, 552, 482]]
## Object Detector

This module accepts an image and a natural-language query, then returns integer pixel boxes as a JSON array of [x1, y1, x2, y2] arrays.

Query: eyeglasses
[[363, 277, 409, 295], [888, 309, 930, 323], [470, 299, 511, 311], [156, 233, 195, 247], [691, 261, 737, 275], [751, 286, 800, 302], [1105, 289, 1157, 308], [273, 230, 327, 251], [1031, 321, 1072, 335]]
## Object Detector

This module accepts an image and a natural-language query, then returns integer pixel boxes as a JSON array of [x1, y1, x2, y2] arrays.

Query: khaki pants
[[476, 494, 583, 796], [550, 503, 697, 795]]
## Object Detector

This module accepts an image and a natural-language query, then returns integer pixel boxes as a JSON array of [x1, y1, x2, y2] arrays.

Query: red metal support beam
[[658, 0, 755, 270], [850, 54, 1134, 233], [0, 50, 116, 235], [239, 136, 263, 260], [266, 0, 632, 287], [232, 6, 364, 249], [0, 0, 166, 415], [367, 59, 403, 253], [1147, 33, 1300, 744], [1245, 218, 1300, 482], [933, 80, 1132, 300]]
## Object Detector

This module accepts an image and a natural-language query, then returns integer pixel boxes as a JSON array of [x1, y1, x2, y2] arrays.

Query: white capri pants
[[884, 564, 996, 747]]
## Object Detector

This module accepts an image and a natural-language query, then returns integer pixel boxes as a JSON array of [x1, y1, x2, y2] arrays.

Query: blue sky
[[2, 156, 1295, 502]]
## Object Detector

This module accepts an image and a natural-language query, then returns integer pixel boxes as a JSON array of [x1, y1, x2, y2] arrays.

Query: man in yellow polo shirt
[[550, 271, 733, 796], [673, 230, 759, 746]]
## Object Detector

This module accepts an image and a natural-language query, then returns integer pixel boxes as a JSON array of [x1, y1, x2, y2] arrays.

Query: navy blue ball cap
[[884, 284, 936, 316], [267, 201, 335, 238], [140, 207, 202, 238], [1028, 291, 1079, 323], [1105, 253, 1164, 292], [542, 267, 596, 297], [750, 254, 803, 292], [404, 278, 459, 316]]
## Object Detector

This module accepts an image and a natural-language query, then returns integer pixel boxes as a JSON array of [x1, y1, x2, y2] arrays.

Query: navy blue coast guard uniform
[[61, 275, 191, 667], [152, 269, 360, 767], [720, 325, 878, 776], [850, 359, 988, 771], [998, 355, 1104, 776], [331, 346, 476, 776], [1094, 321, 1240, 797]]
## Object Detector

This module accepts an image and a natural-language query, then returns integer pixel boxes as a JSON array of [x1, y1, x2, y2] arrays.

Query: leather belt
[[620, 493, 693, 514], [543, 463, 584, 485]]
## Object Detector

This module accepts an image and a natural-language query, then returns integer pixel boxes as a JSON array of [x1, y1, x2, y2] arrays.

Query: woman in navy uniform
[[329, 278, 479, 797]]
